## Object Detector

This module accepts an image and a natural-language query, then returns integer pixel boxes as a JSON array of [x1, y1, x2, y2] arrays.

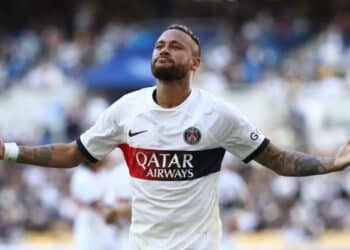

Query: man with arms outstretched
[[1, 24, 350, 250]]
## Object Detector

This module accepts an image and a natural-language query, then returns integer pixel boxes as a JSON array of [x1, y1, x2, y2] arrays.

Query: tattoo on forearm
[[32, 146, 53, 164], [18, 145, 54, 166], [257, 144, 334, 176], [293, 154, 328, 176]]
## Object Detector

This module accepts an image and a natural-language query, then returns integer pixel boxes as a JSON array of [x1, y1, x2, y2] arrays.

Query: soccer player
[[1, 24, 350, 249]]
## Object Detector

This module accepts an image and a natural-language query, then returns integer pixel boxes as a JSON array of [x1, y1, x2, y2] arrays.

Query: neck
[[155, 79, 191, 108]]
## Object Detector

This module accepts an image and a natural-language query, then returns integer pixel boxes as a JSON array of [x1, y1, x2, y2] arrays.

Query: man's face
[[151, 29, 199, 81]]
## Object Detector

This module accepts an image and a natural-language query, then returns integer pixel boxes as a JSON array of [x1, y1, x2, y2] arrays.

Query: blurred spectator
[[219, 153, 258, 250], [103, 160, 132, 250], [70, 159, 117, 250]]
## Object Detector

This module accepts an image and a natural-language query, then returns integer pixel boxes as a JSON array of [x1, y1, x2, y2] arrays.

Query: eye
[[155, 44, 163, 49], [171, 44, 182, 50]]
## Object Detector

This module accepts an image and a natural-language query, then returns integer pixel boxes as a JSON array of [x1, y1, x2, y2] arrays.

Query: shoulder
[[110, 87, 154, 108], [104, 87, 154, 118], [195, 88, 246, 126], [196, 88, 239, 113], [123, 86, 154, 100]]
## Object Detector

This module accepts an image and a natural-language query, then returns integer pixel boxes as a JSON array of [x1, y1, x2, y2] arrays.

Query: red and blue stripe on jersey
[[119, 143, 225, 181]]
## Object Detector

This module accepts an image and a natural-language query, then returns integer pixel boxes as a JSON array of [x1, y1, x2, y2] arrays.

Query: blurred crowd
[[0, 0, 350, 244]]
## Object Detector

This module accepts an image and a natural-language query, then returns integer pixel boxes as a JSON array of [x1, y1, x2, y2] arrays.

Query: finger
[[0, 146, 3, 159]]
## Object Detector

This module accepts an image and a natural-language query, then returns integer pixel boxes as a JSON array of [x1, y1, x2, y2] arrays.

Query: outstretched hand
[[334, 140, 350, 170], [0, 139, 3, 160]]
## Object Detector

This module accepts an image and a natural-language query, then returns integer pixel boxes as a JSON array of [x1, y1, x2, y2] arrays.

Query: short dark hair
[[165, 24, 201, 57]]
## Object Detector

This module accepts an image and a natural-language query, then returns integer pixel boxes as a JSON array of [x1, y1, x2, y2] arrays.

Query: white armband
[[4, 143, 19, 162]]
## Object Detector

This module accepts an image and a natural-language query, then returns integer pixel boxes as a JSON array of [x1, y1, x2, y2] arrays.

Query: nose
[[159, 45, 170, 56]]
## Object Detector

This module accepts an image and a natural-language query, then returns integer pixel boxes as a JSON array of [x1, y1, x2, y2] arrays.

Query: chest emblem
[[184, 127, 201, 145]]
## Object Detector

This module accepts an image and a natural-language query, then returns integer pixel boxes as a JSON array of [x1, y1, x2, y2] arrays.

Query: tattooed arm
[[0, 140, 86, 168], [254, 141, 350, 176]]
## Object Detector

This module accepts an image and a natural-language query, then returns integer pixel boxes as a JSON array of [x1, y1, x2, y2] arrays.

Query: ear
[[190, 57, 201, 71]]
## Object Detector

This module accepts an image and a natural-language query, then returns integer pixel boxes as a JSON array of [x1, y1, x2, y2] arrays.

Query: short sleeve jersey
[[78, 87, 269, 250]]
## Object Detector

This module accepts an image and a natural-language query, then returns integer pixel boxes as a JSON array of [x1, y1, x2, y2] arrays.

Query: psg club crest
[[184, 127, 201, 145]]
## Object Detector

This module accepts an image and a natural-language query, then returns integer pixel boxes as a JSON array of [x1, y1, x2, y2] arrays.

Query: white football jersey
[[78, 87, 269, 250]]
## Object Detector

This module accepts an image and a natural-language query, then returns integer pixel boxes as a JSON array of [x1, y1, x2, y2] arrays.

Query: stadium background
[[0, 0, 350, 249]]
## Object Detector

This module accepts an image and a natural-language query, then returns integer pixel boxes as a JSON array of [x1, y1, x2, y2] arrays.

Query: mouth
[[156, 57, 173, 63]]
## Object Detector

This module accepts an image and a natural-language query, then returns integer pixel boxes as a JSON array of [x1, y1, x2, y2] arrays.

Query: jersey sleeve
[[77, 102, 124, 162], [217, 101, 269, 163]]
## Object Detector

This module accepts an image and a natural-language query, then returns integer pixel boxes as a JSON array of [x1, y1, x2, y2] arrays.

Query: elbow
[[58, 159, 80, 168], [63, 142, 83, 168], [268, 166, 292, 177], [262, 161, 294, 176], [67, 160, 81, 168], [66, 152, 84, 168], [276, 171, 292, 177]]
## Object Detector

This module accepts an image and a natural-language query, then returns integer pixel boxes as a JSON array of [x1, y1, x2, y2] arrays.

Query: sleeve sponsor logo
[[249, 131, 259, 141]]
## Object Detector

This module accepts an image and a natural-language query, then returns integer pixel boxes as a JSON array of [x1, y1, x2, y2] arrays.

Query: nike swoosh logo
[[128, 130, 148, 137]]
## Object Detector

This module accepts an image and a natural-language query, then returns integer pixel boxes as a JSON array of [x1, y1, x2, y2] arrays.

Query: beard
[[151, 59, 188, 81]]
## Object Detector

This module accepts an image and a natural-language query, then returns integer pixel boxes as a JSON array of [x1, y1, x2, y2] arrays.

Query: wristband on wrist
[[3, 143, 19, 162]]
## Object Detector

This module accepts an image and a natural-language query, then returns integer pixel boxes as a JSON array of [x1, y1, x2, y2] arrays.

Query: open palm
[[334, 140, 350, 170], [0, 139, 3, 159]]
